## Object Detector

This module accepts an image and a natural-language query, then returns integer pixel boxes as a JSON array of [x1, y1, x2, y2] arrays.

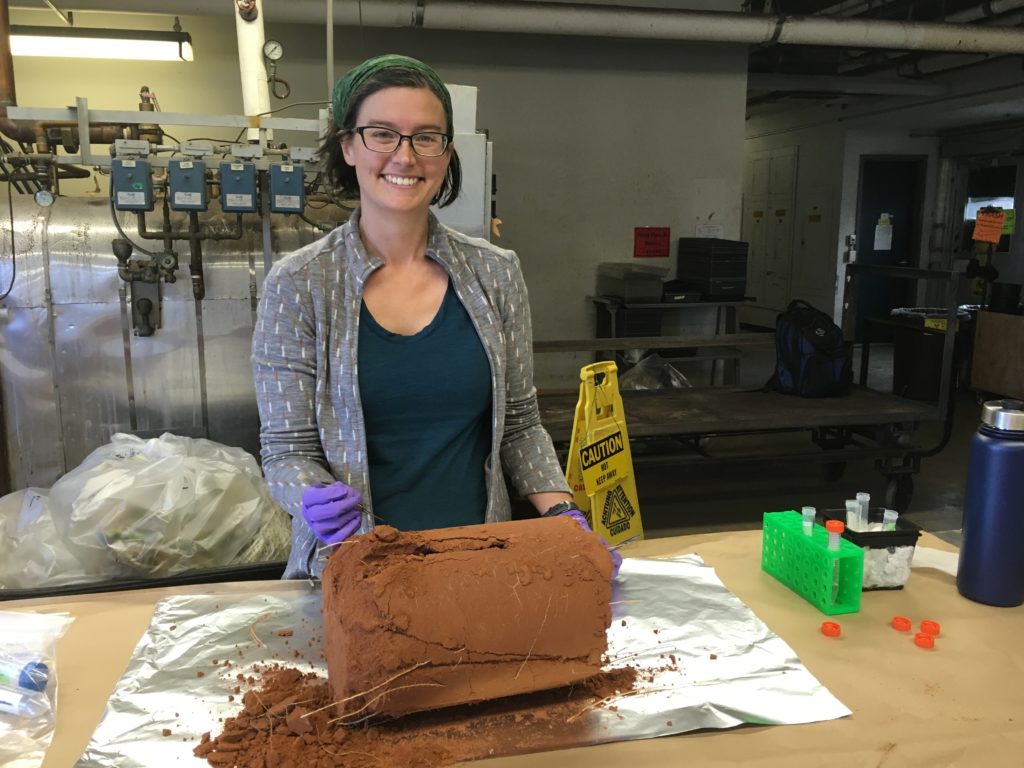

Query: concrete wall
[[9, 8, 749, 390]]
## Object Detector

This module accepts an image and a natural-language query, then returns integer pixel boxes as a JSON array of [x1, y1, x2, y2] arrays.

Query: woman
[[253, 54, 584, 580]]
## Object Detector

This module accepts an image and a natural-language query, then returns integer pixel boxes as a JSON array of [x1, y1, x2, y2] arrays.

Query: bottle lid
[[20, 661, 49, 692], [919, 619, 941, 636], [821, 621, 841, 637], [980, 400, 1024, 432], [891, 616, 912, 632], [914, 632, 935, 649], [825, 519, 845, 533]]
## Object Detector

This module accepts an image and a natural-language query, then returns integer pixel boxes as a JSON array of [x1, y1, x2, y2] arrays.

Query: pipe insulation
[[234, 0, 272, 141], [23, 0, 1024, 55]]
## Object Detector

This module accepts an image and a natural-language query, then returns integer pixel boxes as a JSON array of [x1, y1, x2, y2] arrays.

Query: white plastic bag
[[0, 433, 290, 588], [48, 432, 290, 579], [0, 610, 73, 768], [619, 353, 692, 391]]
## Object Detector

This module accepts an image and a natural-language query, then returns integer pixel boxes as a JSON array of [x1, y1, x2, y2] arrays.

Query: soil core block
[[322, 515, 614, 719]]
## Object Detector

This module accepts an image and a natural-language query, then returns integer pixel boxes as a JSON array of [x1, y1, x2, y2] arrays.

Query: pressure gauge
[[263, 39, 284, 62], [34, 188, 55, 208]]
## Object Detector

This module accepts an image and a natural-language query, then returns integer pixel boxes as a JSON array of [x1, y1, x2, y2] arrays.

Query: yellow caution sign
[[564, 362, 644, 545]]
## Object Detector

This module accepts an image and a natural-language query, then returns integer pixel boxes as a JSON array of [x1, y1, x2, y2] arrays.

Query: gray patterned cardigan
[[252, 209, 570, 579]]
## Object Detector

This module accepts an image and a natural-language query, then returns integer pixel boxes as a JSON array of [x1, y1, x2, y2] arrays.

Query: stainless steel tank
[[0, 195, 346, 490]]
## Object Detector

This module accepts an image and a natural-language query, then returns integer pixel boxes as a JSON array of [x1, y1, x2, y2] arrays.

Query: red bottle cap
[[821, 621, 841, 637], [825, 520, 845, 534], [920, 620, 941, 636], [914, 632, 935, 649], [891, 616, 912, 631]]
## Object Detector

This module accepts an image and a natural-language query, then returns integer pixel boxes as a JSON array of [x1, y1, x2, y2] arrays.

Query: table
[[577, 296, 761, 387], [9, 530, 1023, 767]]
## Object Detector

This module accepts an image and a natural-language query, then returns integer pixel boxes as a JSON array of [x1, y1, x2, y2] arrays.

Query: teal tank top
[[357, 280, 492, 530]]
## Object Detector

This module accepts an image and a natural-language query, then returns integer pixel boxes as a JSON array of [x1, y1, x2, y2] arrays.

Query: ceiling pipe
[[805, 0, 1024, 21], [747, 72, 950, 96], [422, 1, 1024, 54], [14, 0, 1024, 55], [836, 6, 1024, 75]]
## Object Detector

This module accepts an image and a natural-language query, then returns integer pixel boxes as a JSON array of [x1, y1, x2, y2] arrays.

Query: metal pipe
[[0, 0, 133, 147], [423, 1, 1024, 54], [187, 210, 205, 301], [810, 0, 1024, 21], [326, 0, 334, 96], [0, 0, 33, 143], [15, 0, 1024, 55], [136, 210, 244, 241]]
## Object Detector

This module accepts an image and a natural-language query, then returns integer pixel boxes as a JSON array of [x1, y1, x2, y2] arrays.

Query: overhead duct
[[25, 0, 1024, 55]]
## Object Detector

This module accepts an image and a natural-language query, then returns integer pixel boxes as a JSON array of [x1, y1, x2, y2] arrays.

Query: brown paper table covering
[[9, 528, 1023, 768]]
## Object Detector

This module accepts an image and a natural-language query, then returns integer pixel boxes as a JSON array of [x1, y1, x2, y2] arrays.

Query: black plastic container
[[820, 507, 921, 590], [888, 307, 968, 401], [676, 238, 748, 300]]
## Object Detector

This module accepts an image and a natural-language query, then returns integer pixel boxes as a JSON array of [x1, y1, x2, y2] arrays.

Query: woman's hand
[[561, 508, 623, 579], [301, 482, 363, 545]]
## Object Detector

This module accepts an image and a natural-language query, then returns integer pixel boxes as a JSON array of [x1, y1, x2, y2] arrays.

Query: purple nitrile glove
[[301, 481, 363, 545], [562, 508, 623, 579]]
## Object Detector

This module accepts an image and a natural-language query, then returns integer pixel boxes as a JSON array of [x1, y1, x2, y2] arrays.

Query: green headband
[[331, 54, 453, 132]]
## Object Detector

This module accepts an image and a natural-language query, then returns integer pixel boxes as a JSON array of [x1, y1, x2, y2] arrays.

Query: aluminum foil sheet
[[78, 554, 849, 766]]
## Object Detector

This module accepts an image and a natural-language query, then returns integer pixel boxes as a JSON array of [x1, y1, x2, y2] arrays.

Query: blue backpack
[[768, 300, 852, 397]]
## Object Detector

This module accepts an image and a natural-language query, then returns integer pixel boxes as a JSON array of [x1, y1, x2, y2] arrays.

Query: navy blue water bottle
[[957, 400, 1024, 606]]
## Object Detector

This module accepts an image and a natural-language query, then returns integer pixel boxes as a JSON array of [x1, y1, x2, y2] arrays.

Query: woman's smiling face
[[341, 86, 452, 220]]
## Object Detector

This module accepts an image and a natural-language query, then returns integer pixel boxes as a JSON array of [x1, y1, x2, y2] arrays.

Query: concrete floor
[[635, 342, 976, 547]]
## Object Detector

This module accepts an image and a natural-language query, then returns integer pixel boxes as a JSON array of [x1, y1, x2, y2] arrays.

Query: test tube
[[801, 506, 816, 536], [882, 508, 899, 531], [856, 492, 871, 529], [844, 499, 860, 530], [825, 519, 845, 603], [0, 684, 50, 719]]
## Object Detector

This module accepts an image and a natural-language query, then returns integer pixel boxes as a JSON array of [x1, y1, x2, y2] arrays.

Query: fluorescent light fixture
[[10, 25, 193, 62]]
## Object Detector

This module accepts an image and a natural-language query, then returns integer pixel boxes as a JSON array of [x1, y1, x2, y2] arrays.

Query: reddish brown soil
[[194, 518, 632, 766], [194, 664, 637, 767]]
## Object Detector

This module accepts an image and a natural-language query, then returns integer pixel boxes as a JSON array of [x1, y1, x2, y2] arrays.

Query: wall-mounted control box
[[111, 158, 154, 212], [168, 159, 208, 212], [268, 163, 305, 214], [219, 161, 258, 213]]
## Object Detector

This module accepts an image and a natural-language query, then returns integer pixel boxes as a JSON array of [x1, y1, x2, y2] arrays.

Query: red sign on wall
[[633, 227, 671, 258]]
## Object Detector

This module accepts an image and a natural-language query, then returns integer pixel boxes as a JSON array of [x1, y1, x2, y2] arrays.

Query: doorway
[[853, 156, 926, 341]]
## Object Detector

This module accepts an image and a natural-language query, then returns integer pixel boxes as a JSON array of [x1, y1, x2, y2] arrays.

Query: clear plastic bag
[[619, 354, 692, 391], [0, 610, 73, 768], [0, 490, 94, 590], [0, 433, 291, 588]]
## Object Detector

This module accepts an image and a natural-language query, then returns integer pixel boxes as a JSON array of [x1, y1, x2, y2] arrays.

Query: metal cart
[[536, 263, 963, 511]]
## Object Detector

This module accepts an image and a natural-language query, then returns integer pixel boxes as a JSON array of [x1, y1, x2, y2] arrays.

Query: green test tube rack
[[761, 510, 864, 615]]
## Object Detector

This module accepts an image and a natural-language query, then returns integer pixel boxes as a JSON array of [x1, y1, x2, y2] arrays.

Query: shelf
[[590, 295, 754, 310], [662, 348, 746, 364], [533, 333, 772, 353]]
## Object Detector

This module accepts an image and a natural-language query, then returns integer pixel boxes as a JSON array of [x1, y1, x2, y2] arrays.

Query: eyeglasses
[[353, 126, 451, 157]]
